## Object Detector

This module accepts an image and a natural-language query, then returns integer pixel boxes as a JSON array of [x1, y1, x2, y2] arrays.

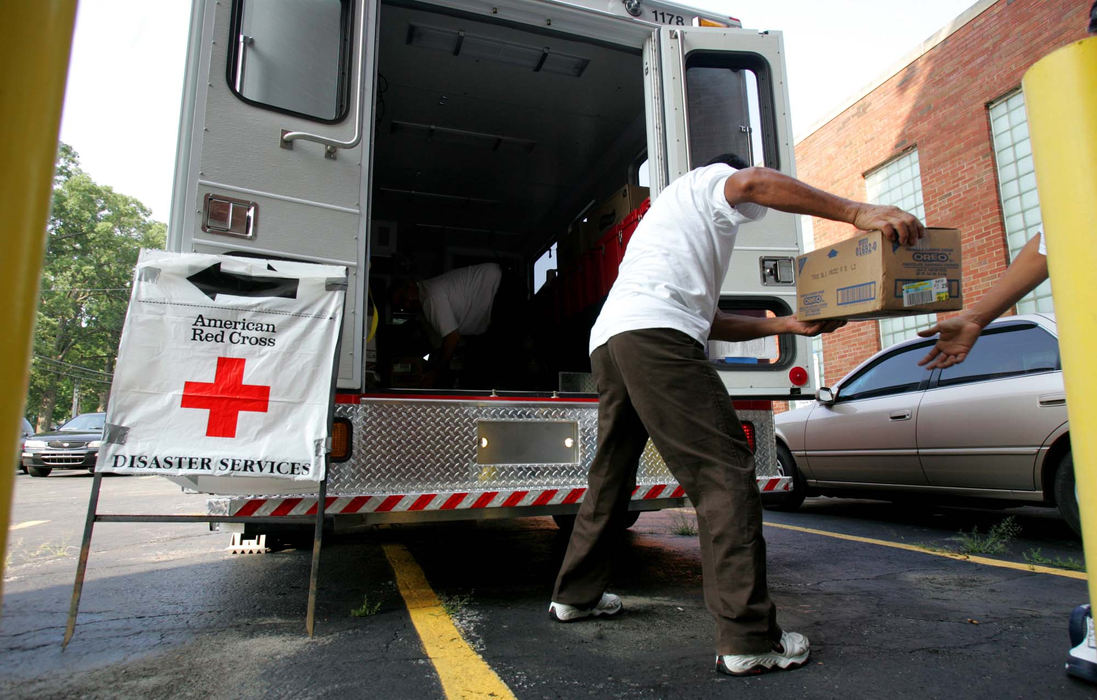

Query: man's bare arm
[[710, 311, 846, 343], [723, 166, 924, 245], [917, 234, 1048, 369]]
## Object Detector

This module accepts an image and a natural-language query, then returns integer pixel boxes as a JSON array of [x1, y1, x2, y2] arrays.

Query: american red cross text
[[181, 356, 270, 438]]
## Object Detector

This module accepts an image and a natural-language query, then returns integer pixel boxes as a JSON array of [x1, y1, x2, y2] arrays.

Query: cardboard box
[[796, 227, 963, 321]]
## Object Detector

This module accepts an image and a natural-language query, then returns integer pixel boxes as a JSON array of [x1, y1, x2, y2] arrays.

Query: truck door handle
[[889, 410, 912, 421], [280, 0, 367, 158]]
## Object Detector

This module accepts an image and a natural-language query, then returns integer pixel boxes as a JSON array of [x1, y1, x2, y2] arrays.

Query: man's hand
[[781, 317, 847, 337], [851, 203, 924, 246], [916, 315, 983, 369]]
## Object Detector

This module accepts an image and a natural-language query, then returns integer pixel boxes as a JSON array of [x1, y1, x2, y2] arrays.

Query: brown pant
[[552, 328, 780, 654]]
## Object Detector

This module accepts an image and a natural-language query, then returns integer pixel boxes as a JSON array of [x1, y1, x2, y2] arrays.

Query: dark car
[[770, 314, 1078, 534], [20, 412, 106, 477]]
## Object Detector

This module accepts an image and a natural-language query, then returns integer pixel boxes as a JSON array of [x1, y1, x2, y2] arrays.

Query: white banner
[[100, 250, 346, 482]]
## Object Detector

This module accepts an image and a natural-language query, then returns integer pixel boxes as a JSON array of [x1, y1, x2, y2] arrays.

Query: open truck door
[[170, 0, 379, 391], [648, 25, 815, 400]]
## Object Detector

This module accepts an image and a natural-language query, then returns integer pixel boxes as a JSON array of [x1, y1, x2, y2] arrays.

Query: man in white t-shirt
[[548, 154, 924, 677], [391, 262, 502, 387]]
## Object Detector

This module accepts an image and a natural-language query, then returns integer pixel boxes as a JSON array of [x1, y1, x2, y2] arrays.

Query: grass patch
[[1023, 548, 1086, 572], [440, 593, 473, 617], [32, 542, 74, 559], [670, 511, 698, 537], [350, 595, 382, 618], [955, 516, 1021, 556]]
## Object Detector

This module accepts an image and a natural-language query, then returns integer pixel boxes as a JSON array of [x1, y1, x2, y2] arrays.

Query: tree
[[26, 144, 166, 430]]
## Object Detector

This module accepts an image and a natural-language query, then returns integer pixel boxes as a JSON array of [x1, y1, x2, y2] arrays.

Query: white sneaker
[[548, 592, 623, 622], [715, 630, 810, 676]]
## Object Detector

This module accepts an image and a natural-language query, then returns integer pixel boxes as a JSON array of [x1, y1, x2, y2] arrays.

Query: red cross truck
[[164, 0, 814, 538]]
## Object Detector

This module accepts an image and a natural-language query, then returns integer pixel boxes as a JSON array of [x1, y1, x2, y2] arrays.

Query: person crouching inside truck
[[390, 262, 503, 389]]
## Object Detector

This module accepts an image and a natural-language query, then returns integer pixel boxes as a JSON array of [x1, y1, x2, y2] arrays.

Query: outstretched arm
[[917, 234, 1048, 369], [710, 311, 846, 343], [723, 166, 924, 245]]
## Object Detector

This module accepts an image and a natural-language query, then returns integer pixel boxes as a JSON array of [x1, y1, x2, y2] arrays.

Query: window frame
[[682, 51, 780, 170], [933, 321, 1060, 389], [833, 341, 935, 403], [225, 0, 355, 124]]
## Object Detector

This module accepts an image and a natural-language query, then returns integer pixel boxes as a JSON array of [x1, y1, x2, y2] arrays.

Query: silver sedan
[[770, 313, 1077, 534]]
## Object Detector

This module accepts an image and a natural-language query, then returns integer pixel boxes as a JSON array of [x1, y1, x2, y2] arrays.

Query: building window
[[989, 91, 1053, 313], [864, 149, 935, 349]]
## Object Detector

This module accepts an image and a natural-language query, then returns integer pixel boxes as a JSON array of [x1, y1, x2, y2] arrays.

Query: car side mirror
[[816, 387, 835, 405]]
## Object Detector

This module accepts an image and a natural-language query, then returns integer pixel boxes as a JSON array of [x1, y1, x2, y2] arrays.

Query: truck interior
[[367, 2, 648, 394]]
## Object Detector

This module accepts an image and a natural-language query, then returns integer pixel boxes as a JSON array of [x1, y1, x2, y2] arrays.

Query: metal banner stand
[[62, 251, 347, 648], [63, 470, 329, 647]]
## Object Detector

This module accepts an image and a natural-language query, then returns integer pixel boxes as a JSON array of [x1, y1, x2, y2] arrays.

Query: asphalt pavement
[[0, 473, 1092, 698]]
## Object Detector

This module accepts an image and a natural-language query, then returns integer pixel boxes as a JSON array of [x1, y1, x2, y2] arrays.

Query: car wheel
[[28, 467, 52, 478], [766, 443, 806, 512], [1053, 451, 1082, 536]]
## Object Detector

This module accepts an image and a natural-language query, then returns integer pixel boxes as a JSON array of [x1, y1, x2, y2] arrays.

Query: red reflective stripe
[[532, 490, 557, 506], [409, 494, 436, 511], [441, 493, 467, 510], [644, 485, 666, 499], [670, 485, 686, 498], [234, 499, 266, 517], [563, 488, 586, 504], [344, 496, 371, 513], [733, 400, 771, 411], [376, 495, 404, 512], [631, 486, 639, 496], [335, 393, 362, 404], [502, 491, 528, 507], [471, 492, 498, 508], [270, 498, 303, 516], [304, 497, 337, 516]]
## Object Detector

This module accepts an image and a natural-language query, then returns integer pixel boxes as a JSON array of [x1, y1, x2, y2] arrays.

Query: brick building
[[794, 0, 1091, 387]]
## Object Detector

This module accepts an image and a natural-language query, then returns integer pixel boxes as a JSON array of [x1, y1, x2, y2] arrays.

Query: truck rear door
[[171, 0, 379, 390], [648, 26, 813, 399]]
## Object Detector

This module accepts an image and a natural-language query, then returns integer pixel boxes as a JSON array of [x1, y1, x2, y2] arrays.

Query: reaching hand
[[785, 318, 847, 337], [852, 203, 924, 246], [916, 315, 983, 369]]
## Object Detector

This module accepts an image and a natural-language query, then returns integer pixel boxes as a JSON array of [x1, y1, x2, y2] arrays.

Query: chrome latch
[[202, 194, 257, 239], [759, 256, 796, 286]]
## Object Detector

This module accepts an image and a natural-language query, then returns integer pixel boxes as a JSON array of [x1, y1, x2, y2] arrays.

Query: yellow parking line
[[9, 520, 49, 531], [766, 521, 1087, 581], [382, 543, 516, 700]]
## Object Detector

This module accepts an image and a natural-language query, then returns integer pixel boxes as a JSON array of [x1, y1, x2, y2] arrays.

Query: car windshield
[[59, 413, 106, 432]]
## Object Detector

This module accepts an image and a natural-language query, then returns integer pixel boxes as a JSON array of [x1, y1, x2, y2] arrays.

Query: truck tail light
[[740, 421, 756, 453], [789, 366, 809, 386], [330, 418, 352, 462]]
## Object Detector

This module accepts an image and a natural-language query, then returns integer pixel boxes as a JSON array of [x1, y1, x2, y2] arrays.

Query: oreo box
[[795, 227, 963, 321]]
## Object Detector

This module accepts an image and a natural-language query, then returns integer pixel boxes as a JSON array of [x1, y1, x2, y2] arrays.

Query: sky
[[59, 0, 981, 222]]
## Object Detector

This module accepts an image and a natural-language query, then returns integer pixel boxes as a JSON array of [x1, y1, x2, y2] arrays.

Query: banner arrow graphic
[[187, 263, 299, 300]]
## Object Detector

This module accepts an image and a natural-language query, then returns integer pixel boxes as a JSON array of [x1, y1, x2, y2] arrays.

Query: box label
[[901, 277, 950, 307]]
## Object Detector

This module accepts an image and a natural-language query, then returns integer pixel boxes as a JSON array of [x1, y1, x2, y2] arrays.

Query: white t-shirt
[[420, 262, 502, 339], [1038, 231, 1047, 256], [588, 164, 766, 354]]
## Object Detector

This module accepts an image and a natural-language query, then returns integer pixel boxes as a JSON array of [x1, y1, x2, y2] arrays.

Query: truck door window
[[685, 54, 776, 169], [228, 0, 353, 122]]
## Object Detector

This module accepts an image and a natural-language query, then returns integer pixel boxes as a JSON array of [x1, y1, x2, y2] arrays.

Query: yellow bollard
[[0, 1, 79, 597], [1023, 36, 1097, 681]]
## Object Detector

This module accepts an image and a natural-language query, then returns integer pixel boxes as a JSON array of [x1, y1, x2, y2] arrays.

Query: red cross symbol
[[181, 357, 270, 438]]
